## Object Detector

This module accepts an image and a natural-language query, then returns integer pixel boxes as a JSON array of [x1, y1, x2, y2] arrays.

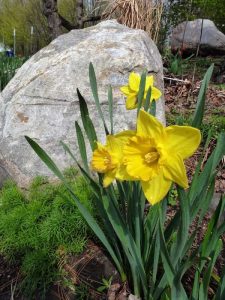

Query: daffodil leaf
[[189, 132, 225, 219], [108, 85, 114, 134], [158, 207, 175, 286], [215, 264, 225, 300], [191, 64, 214, 128], [170, 187, 190, 266], [75, 121, 89, 174], [150, 99, 156, 116], [144, 86, 151, 112], [77, 88, 97, 150], [137, 71, 146, 116], [89, 62, 109, 135], [199, 239, 222, 299], [25, 136, 125, 279]]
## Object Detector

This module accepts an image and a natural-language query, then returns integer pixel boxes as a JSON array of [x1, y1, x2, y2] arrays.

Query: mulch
[[164, 75, 225, 194]]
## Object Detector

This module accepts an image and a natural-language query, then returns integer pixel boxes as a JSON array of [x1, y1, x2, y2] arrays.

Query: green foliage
[[0, 0, 50, 55], [97, 276, 113, 292], [159, 0, 225, 49], [26, 64, 225, 299], [164, 0, 225, 32], [58, 0, 77, 25], [0, 54, 27, 91], [0, 0, 85, 55], [0, 172, 94, 298], [164, 50, 194, 76]]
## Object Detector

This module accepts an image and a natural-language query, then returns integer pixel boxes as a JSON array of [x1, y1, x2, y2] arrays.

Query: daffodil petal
[[120, 85, 131, 96], [115, 130, 136, 143], [116, 164, 135, 181], [145, 75, 154, 89], [165, 126, 201, 159], [103, 169, 116, 187], [151, 86, 162, 101], [126, 95, 138, 110], [107, 135, 121, 152], [163, 154, 188, 188], [141, 172, 172, 205], [137, 109, 164, 140], [129, 72, 140, 91]]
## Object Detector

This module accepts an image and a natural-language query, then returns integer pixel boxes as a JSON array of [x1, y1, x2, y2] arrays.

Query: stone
[[0, 20, 165, 186], [0, 166, 11, 188], [171, 19, 225, 56]]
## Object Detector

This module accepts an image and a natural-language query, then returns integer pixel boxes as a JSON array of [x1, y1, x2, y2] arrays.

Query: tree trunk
[[77, 0, 84, 29], [43, 0, 62, 40], [42, 0, 101, 39]]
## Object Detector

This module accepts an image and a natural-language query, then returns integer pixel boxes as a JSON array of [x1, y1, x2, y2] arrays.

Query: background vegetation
[[0, 0, 225, 56], [0, 0, 79, 55]]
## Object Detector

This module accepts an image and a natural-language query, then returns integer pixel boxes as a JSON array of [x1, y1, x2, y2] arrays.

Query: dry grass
[[97, 0, 164, 43]]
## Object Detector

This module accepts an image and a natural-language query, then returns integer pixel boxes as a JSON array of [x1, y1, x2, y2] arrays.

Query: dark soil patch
[[0, 256, 22, 300]]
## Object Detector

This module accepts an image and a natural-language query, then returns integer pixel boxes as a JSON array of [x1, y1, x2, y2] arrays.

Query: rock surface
[[171, 19, 225, 56], [0, 20, 165, 186]]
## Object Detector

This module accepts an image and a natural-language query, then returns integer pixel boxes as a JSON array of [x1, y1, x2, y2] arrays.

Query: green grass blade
[[89, 63, 109, 135], [191, 64, 214, 128]]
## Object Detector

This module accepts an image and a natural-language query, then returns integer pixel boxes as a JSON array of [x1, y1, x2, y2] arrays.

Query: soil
[[164, 70, 225, 194], [0, 256, 21, 300]]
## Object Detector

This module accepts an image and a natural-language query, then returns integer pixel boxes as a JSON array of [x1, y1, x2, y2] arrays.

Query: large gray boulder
[[0, 20, 165, 187], [171, 19, 225, 56]]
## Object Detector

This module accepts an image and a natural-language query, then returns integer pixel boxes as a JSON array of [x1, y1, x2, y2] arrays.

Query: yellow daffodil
[[120, 72, 162, 110], [91, 131, 134, 187], [122, 110, 201, 205]]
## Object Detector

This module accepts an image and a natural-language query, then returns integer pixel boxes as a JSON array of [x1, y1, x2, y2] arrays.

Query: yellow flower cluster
[[120, 72, 162, 110], [91, 110, 201, 205]]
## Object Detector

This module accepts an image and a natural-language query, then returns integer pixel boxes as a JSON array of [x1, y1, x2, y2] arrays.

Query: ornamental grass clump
[[26, 63, 225, 299]]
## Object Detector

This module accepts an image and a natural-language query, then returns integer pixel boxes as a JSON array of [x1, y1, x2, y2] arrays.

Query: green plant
[[26, 63, 225, 299], [0, 171, 94, 298], [97, 276, 113, 292], [164, 50, 193, 76], [0, 54, 27, 91]]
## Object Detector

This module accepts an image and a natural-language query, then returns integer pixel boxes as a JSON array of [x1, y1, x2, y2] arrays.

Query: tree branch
[[82, 15, 102, 24], [58, 14, 79, 30], [59, 14, 102, 31]]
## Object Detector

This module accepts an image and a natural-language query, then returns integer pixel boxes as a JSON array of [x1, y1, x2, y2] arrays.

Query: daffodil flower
[[122, 110, 201, 205], [120, 72, 162, 110], [91, 131, 134, 187]]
